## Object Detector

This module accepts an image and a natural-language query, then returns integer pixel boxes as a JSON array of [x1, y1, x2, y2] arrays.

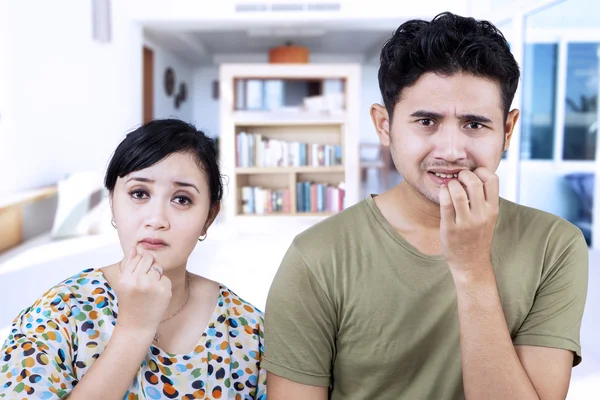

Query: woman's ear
[[202, 203, 221, 234], [109, 193, 114, 220]]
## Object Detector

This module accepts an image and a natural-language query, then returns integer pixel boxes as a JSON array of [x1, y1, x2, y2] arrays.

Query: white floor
[[0, 171, 598, 398]]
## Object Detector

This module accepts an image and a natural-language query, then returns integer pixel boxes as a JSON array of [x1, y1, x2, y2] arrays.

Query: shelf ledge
[[232, 111, 346, 126]]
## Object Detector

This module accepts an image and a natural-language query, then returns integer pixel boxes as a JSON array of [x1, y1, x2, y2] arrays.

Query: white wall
[[1, 0, 142, 195], [192, 67, 220, 137], [144, 39, 195, 123], [360, 64, 382, 143], [0, 0, 17, 197], [128, 0, 469, 24]]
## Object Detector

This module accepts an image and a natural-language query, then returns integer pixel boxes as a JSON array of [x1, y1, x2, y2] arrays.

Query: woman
[[0, 119, 267, 399]]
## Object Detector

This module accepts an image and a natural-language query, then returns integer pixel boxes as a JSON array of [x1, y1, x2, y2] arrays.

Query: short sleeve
[[0, 287, 79, 399], [255, 331, 267, 400], [513, 230, 589, 366], [262, 242, 336, 387]]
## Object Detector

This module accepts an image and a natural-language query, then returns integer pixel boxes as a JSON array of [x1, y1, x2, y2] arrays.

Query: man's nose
[[432, 126, 468, 162]]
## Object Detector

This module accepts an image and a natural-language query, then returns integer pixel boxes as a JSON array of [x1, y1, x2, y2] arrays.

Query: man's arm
[[263, 241, 337, 400], [454, 269, 571, 400], [267, 373, 329, 400], [439, 169, 588, 400]]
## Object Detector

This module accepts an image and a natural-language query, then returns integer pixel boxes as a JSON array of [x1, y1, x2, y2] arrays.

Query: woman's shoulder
[[5, 268, 114, 350], [52, 268, 112, 298], [25, 268, 114, 316], [218, 285, 264, 329]]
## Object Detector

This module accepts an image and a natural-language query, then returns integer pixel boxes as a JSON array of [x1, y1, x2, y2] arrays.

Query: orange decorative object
[[269, 44, 309, 63]]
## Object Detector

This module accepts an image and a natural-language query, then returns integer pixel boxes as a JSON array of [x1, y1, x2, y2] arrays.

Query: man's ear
[[370, 104, 391, 147], [202, 202, 221, 234], [504, 108, 520, 152]]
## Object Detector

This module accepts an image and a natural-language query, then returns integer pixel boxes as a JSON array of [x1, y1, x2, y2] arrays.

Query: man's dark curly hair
[[378, 12, 520, 121]]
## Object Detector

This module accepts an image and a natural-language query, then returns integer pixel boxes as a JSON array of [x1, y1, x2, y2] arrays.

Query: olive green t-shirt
[[263, 195, 588, 399]]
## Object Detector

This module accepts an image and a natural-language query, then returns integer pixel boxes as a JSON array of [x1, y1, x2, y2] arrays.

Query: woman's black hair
[[104, 118, 223, 207], [378, 12, 520, 121]]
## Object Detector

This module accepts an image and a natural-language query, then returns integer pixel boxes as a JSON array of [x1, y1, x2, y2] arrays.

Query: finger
[[148, 264, 164, 280], [473, 168, 499, 204], [457, 170, 485, 214], [121, 247, 140, 274], [134, 252, 155, 277], [447, 180, 470, 223], [438, 184, 455, 225]]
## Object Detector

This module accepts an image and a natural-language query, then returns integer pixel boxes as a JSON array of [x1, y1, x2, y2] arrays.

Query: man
[[262, 11, 589, 400]]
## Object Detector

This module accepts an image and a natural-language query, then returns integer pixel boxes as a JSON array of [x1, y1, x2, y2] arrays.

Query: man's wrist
[[448, 260, 496, 288]]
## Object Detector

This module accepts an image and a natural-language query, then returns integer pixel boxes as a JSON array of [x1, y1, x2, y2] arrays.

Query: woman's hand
[[115, 247, 172, 335]]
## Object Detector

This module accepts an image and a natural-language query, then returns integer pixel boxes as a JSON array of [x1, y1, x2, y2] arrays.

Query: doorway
[[143, 46, 154, 123]]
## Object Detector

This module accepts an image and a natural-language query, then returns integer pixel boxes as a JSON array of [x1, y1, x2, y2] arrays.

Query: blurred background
[[0, 0, 598, 397]]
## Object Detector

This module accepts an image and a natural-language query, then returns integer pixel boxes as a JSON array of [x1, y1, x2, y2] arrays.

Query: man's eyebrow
[[409, 110, 493, 124], [457, 114, 493, 124], [410, 110, 444, 119]]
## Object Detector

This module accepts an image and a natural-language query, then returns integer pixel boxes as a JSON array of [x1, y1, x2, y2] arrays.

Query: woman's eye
[[129, 190, 148, 200], [174, 196, 192, 206]]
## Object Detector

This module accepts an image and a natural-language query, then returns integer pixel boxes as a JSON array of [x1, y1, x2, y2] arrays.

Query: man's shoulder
[[292, 197, 372, 250], [498, 197, 584, 245]]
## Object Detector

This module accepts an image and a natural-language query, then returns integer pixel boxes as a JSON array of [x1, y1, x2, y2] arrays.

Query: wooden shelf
[[236, 212, 335, 217], [236, 166, 344, 174], [220, 63, 361, 220], [233, 111, 346, 126]]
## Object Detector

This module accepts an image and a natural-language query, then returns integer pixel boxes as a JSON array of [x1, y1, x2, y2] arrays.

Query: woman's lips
[[140, 239, 167, 250]]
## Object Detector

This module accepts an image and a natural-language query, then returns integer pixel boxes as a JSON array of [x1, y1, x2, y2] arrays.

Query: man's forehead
[[395, 74, 504, 118]]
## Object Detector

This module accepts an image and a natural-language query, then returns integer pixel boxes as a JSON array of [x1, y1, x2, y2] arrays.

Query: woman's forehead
[[121, 153, 207, 184]]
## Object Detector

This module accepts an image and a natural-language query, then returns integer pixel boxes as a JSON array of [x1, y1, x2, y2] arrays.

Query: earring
[[198, 233, 207, 242], [111, 218, 116, 229]]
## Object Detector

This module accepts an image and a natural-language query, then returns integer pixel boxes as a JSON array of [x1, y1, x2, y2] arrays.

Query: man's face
[[371, 72, 519, 204]]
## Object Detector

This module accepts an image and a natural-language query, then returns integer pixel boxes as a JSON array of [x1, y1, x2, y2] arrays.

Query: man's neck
[[392, 180, 442, 230], [373, 181, 444, 256]]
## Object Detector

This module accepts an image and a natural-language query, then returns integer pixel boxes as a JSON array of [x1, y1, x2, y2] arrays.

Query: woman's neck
[[161, 266, 191, 319]]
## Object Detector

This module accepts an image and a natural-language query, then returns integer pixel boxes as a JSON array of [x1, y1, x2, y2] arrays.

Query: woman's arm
[[69, 249, 173, 399], [0, 249, 172, 399], [67, 325, 155, 399]]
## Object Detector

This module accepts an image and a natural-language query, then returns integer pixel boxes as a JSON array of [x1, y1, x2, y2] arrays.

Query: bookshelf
[[219, 63, 361, 220]]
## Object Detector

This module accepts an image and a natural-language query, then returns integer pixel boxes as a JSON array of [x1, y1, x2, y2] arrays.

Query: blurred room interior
[[0, 0, 599, 397]]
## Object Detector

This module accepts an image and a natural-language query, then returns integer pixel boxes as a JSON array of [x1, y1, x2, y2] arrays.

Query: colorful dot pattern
[[0, 268, 267, 399]]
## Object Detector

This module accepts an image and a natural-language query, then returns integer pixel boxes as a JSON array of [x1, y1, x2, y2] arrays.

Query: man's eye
[[467, 122, 483, 129], [419, 119, 435, 127]]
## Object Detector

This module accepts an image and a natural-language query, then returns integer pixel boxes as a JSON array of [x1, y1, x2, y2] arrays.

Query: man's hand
[[438, 167, 499, 281]]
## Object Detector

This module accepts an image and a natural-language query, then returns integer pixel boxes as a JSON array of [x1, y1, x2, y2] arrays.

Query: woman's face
[[111, 152, 218, 270]]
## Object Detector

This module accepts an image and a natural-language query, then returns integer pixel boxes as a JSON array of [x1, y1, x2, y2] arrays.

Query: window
[[563, 43, 599, 160], [520, 44, 558, 160]]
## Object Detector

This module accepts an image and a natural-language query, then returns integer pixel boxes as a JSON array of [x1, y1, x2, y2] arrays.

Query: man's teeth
[[433, 172, 458, 178]]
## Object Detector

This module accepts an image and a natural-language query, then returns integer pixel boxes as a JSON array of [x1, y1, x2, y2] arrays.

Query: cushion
[[50, 171, 113, 239]]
